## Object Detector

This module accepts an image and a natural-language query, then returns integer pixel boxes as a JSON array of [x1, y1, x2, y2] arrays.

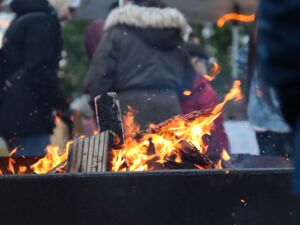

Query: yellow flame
[[30, 141, 72, 174], [112, 80, 243, 172], [221, 149, 231, 161]]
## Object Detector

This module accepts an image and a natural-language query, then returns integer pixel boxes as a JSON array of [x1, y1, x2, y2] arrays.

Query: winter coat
[[85, 4, 193, 129], [0, 0, 66, 141], [181, 74, 229, 155]]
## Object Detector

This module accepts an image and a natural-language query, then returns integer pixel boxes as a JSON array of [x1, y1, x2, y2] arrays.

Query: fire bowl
[[0, 167, 299, 225]]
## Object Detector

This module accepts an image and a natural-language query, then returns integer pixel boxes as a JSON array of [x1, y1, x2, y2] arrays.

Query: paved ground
[[224, 120, 260, 155]]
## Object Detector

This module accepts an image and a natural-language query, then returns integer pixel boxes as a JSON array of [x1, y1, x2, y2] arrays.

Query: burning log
[[146, 110, 212, 135], [163, 141, 215, 170], [178, 141, 214, 169], [94, 92, 125, 149]]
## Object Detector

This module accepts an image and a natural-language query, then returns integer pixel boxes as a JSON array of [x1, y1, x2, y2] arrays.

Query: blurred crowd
[[0, 0, 299, 194]]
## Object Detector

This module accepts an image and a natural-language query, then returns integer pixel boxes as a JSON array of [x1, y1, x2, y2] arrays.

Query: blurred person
[[188, 32, 201, 45], [84, 1, 119, 61], [181, 43, 229, 156], [85, 0, 193, 129], [49, 0, 81, 20], [258, 0, 300, 196], [237, 23, 293, 158], [0, 0, 68, 156], [76, 2, 119, 137]]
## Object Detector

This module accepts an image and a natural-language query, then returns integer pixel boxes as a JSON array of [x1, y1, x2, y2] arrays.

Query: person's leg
[[9, 134, 50, 157]]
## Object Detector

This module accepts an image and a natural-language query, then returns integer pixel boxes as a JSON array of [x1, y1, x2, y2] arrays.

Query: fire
[[18, 166, 27, 174], [217, 13, 256, 28], [183, 89, 192, 96], [0, 139, 73, 175], [7, 158, 16, 175], [204, 62, 221, 82], [30, 141, 72, 174], [221, 149, 231, 161], [112, 80, 243, 172], [6, 148, 18, 174]]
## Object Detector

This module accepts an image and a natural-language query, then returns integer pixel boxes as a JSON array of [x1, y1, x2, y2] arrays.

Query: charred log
[[178, 141, 214, 169]]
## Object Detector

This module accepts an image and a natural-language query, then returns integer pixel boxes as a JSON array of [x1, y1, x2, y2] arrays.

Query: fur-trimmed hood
[[104, 4, 192, 41]]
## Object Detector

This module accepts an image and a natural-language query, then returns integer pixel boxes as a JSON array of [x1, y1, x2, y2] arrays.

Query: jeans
[[8, 134, 50, 157]]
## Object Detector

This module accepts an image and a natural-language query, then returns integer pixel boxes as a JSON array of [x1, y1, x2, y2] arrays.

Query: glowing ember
[[112, 80, 243, 172], [217, 13, 256, 28], [204, 62, 221, 82]]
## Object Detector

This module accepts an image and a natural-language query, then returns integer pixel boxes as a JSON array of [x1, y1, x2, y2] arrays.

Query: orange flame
[[112, 80, 243, 172], [204, 62, 221, 82], [30, 141, 72, 174], [18, 166, 27, 174], [221, 149, 231, 162], [217, 13, 256, 28], [183, 89, 192, 96], [7, 158, 16, 175], [9, 148, 17, 157]]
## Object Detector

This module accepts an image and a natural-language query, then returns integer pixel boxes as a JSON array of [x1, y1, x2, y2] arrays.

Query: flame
[[9, 148, 17, 157], [6, 148, 18, 174], [221, 149, 231, 161], [30, 141, 72, 174], [204, 62, 221, 82], [183, 90, 192, 96], [112, 80, 243, 172], [18, 166, 27, 174], [217, 13, 256, 28], [7, 158, 16, 175]]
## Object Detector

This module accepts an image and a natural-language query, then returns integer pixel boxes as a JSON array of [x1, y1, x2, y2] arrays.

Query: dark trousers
[[256, 131, 294, 158]]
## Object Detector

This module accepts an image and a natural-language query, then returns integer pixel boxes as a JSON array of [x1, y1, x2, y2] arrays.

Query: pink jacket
[[181, 74, 230, 155]]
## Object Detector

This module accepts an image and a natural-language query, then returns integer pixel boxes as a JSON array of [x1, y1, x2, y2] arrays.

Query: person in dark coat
[[258, 0, 300, 195], [0, 0, 67, 156], [84, 0, 193, 129]]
